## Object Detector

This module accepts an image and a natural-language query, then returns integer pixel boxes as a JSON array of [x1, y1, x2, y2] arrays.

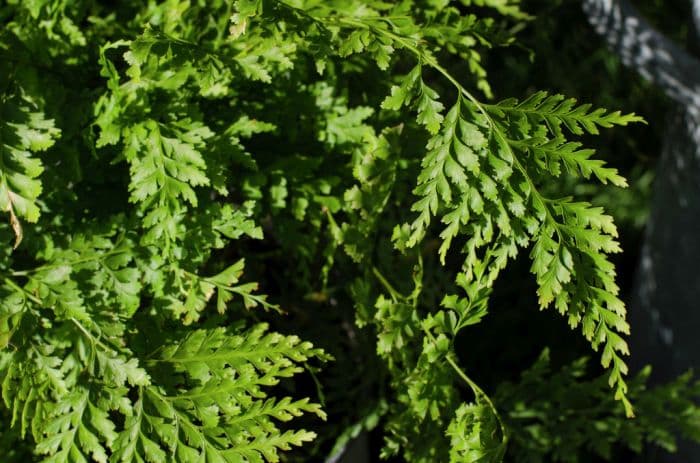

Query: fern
[[497, 350, 700, 462], [107, 324, 326, 462], [0, 0, 698, 462], [0, 95, 59, 248]]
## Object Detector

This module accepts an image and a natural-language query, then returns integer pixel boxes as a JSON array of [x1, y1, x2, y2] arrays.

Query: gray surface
[[583, 1, 700, 460]]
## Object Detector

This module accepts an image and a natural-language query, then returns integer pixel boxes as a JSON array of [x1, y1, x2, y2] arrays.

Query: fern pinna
[[0, 0, 699, 462]]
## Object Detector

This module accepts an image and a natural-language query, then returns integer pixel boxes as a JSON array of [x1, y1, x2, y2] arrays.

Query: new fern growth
[[0, 0, 697, 462]]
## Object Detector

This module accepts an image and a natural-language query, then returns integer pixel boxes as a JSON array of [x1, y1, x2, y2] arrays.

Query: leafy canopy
[[0, 0, 698, 462]]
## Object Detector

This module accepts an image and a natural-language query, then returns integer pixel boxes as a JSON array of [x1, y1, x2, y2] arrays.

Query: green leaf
[[491, 91, 644, 137], [416, 81, 445, 135], [36, 388, 117, 463], [447, 402, 506, 463], [381, 66, 421, 111], [108, 325, 327, 462], [125, 120, 211, 208], [0, 96, 59, 248]]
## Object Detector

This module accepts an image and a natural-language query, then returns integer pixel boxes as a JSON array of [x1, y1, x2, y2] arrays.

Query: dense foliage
[[1, 0, 699, 461]]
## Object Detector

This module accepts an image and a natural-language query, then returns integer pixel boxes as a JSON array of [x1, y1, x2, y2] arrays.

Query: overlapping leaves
[[0, 96, 59, 247], [0, 1, 692, 463]]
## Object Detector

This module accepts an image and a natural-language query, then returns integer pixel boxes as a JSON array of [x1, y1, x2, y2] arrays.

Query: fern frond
[[514, 137, 628, 187], [107, 325, 326, 462], [35, 388, 117, 463], [447, 402, 506, 463], [0, 96, 60, 247], [489, 91, 644, 137]]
